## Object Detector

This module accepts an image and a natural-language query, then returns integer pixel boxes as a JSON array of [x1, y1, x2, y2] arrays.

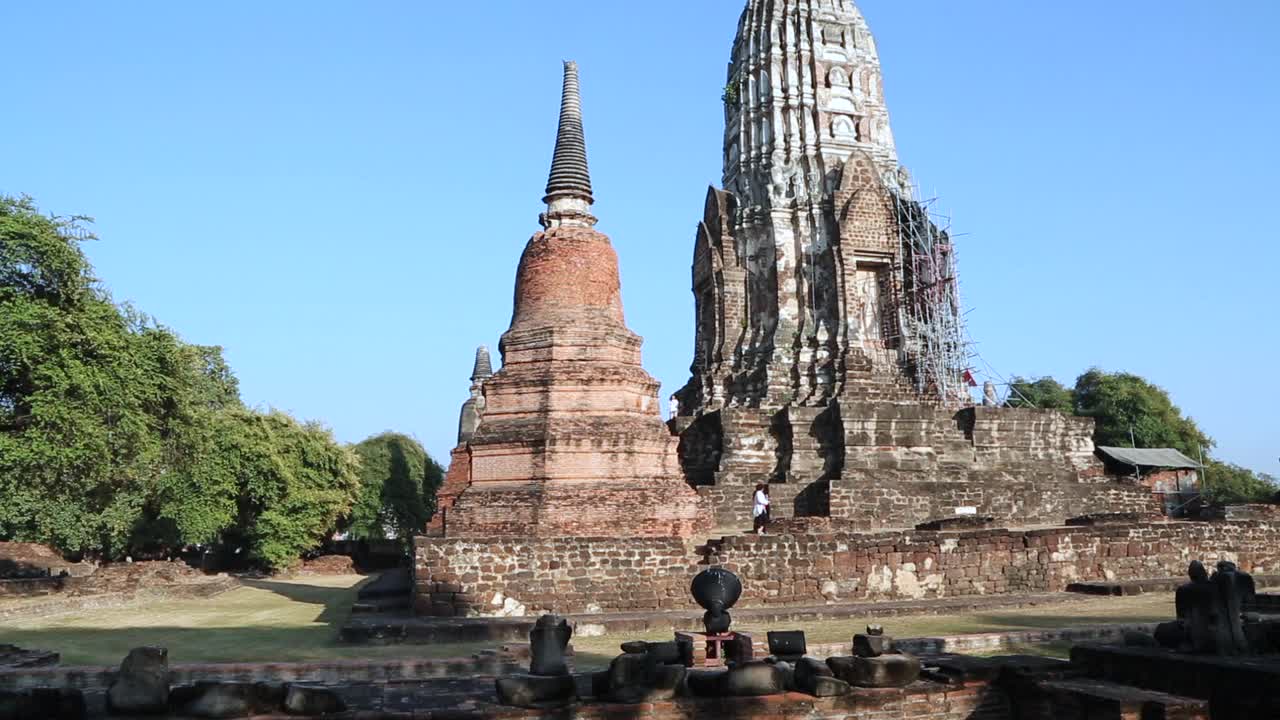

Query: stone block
[[766, 630, 806, 660], [282, 684, 345, 715], [723, 662, 787, 697], [107, 646, 169, 715], [827, 653, 921, 688], [170, 682, 268, 719], [494, 673, 576, 709]]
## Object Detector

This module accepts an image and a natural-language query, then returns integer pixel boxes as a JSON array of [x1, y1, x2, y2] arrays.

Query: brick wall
[[707, 521, 1280, 605], [414, 537, 698, 617], [1224, 503, 1280, 521], [0, 561, 207, 600], [414, 520, 1280, 617]]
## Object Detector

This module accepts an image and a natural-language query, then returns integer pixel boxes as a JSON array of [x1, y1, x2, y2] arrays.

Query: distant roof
[[1096, 446, 1202, 469]]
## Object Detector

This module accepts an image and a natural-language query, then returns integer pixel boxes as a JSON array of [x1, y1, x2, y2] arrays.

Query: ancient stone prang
[[457, 345, 492, 446], [428, 345, 494, 536], [671, 0, 1157, 531]]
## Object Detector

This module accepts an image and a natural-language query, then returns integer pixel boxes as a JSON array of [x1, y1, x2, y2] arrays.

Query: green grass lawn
[[569, 593, 1175, 667], [1, 574, 1176, 668], [0, 575, 492, 666]]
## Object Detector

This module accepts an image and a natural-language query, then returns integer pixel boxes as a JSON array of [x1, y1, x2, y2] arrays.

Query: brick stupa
[[439, 62, 709, 539]]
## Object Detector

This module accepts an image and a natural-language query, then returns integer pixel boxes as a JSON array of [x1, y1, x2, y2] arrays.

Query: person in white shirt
[[752, 484, 771, 535]]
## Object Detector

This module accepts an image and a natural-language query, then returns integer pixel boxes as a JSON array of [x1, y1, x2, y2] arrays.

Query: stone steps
[[1070, 643, 1280, 716], [1033, 678, 1209, 720], [351, 597, 411, 614], [357, 568, 412, 601]]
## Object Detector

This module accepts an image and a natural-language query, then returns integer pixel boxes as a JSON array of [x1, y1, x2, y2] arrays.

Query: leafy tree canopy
[[1004, 365, 1275, 504], [1, 195, 363, 568], [1202, 462, 1279, 505], [346, 432, 442, 543], [1006, 376, 1074, 413], [1073, 369, 1212, 460], [0, 196, 185, 556]]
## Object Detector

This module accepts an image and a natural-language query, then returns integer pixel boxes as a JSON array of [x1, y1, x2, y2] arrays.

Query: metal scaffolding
[[890, 187, 971, 404]]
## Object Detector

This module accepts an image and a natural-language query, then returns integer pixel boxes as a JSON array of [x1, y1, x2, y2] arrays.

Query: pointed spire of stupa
[[541, 61, 597, 229], [470, 345, 493, 382]]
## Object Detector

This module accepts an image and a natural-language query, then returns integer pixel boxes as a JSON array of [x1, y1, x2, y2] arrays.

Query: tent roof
[[1096, 446, 1202, 469]]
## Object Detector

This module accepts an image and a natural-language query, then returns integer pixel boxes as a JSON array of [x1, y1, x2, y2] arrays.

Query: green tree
[[346, 433, 441, 542], [158, 409, 359, 570], [2, 195, 361, 568], [1202, 462, 1279, 505], [1005, 376, 1074, 412], [1072, 368, 1213, 458], [0, 197, 172, 557]]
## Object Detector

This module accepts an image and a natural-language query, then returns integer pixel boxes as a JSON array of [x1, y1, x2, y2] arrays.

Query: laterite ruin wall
[[414, 520, 1280, 617], [680, 405, 1157, 531], [0, 561, 207, 600]]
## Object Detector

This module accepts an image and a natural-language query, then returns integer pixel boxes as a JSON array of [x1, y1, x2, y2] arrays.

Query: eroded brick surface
[[414, 520, 1280, 617]]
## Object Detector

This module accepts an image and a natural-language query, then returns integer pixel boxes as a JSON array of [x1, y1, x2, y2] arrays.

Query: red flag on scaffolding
[[962, 369, 978, 387]]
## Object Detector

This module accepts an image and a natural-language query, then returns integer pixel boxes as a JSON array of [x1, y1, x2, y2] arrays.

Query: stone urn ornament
[[691, 567, 742, 634]]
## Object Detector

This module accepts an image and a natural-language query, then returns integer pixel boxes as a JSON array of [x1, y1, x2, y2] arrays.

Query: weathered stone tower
[[674, 0, 1152, 530], [456, 345, 492, 446], [428, 346, 493, 536], [437, 62, 709, 540]]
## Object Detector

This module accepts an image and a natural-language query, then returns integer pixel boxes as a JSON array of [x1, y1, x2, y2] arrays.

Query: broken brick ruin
[[416, 0, 1274, 619]]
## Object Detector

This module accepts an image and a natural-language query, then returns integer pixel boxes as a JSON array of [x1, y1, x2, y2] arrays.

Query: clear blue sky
[[4, 1, 1277, 475]]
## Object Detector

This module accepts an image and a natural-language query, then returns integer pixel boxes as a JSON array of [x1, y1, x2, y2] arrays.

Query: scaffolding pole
[[891, 185, 970, 404]]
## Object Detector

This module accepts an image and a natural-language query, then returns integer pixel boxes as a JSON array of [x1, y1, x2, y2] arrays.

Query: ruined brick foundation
[[413, 519, 1280, 617], [677, 404, 1156, 531]]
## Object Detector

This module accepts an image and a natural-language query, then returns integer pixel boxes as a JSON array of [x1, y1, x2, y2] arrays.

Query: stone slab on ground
[[1036, 678, 1209, 719]]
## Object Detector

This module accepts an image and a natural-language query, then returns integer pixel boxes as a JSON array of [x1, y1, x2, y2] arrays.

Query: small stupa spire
[[541, 61, 597, 229], [471, 345, 493, 382]]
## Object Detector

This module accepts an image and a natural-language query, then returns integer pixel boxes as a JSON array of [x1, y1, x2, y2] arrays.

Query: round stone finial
[[471, 345, 493, 382]]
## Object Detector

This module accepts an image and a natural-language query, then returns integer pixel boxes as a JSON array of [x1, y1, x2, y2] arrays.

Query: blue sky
[[3, 1, 1277, 474]]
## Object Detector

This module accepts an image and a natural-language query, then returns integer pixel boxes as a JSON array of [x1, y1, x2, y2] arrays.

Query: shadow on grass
[[0, 624, 493, 667], [964, 613, 1169, 630], [238, 578, 361, 625]]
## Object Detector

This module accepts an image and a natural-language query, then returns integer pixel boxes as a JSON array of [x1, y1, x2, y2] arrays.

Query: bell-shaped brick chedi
[[441, 62, 710, 540]]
